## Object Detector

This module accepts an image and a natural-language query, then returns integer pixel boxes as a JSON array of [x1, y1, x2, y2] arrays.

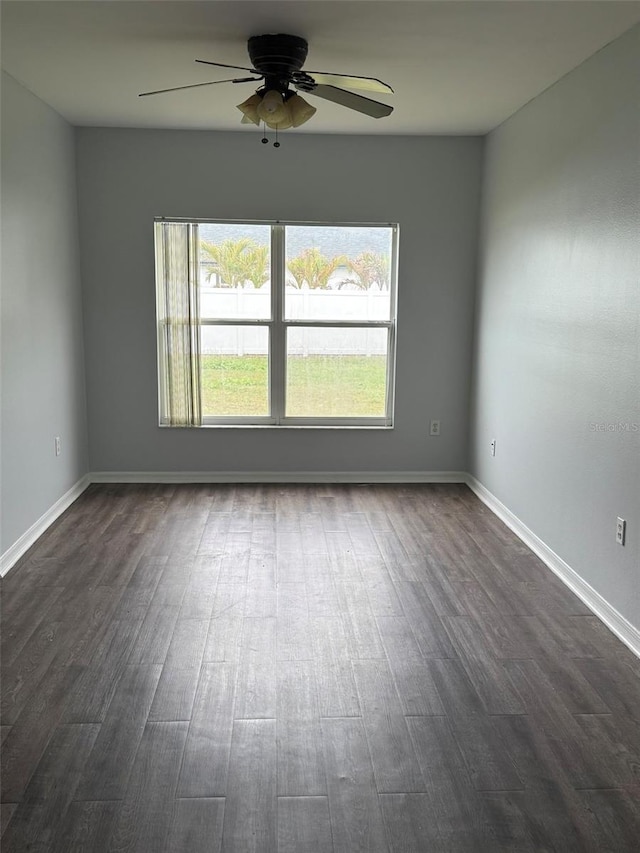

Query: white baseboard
[[465, 475, 640, 659], [0, 475, 91, 578], [90, 470, 467, 485]]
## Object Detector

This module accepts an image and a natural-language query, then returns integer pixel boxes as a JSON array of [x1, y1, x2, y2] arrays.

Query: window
[[155, 220, 398, 427]]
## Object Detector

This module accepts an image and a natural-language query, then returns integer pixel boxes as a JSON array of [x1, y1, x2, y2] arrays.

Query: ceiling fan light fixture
[[257, 89, 286, 122], [236, 93, 261, 126], [265, 103, 293, 130], [288, 93, 316, 127]]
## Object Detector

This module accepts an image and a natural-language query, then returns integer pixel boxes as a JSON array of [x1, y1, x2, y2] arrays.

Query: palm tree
[[239, 244, 269, 289], [201, 238, 252, 287], [286, 248, 348, 290], [339, 252, 390, 290], [200, 239, 269, 288]]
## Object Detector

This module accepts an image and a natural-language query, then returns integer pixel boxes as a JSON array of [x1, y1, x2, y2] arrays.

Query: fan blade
[[299, 84, 393, 118], [139, 77, 260, 97], [196, 59, 258, 74], [297, 71, 393, 94]]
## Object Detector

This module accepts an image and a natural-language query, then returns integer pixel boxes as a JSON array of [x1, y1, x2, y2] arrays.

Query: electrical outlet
[[55, 436, 61, 457], [616, 517, 626, 546], [490, 439, 496, 457], [429, 420, 440, 436]]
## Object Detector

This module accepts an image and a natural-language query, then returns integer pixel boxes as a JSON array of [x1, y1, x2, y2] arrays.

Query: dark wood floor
[[1, 483, 639, 852]]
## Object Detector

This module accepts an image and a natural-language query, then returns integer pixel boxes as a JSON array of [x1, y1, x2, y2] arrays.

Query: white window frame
[[156, 218, 398, 428]]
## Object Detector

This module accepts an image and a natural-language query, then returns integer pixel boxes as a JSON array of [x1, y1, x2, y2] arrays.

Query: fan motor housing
[[248, 34, 309, 79]]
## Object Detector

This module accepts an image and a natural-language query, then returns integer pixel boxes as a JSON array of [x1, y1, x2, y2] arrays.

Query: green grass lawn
[[201, 354, 387, 417]]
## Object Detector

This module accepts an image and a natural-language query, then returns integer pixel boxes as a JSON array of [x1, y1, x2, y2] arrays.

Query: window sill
[[158, 423, 394, 430]]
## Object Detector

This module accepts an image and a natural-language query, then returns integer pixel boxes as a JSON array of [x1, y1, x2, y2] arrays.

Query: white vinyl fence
[[201, 286, 390, 357]]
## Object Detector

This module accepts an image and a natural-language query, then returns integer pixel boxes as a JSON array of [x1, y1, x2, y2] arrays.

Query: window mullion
[[270, 225, 286, 423], [386, 225, 399, 425]]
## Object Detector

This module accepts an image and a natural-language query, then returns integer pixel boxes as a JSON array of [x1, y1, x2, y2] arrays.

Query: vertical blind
[[155, 221, 202, 426]]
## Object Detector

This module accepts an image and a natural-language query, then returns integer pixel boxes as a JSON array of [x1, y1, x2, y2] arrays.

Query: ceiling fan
[[139, 33, 394, 133]]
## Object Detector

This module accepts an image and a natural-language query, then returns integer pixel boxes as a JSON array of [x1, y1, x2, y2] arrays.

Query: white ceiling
[[2, 1, 639, 135]]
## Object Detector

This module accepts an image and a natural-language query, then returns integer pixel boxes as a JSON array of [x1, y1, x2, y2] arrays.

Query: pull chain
[[259, 123, 282, 148]]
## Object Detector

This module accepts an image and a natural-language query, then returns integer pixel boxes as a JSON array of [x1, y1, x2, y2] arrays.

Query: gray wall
[[470, 27, 639, 629], [76, 129, 483, 474], [1, 73, 88, 555]]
